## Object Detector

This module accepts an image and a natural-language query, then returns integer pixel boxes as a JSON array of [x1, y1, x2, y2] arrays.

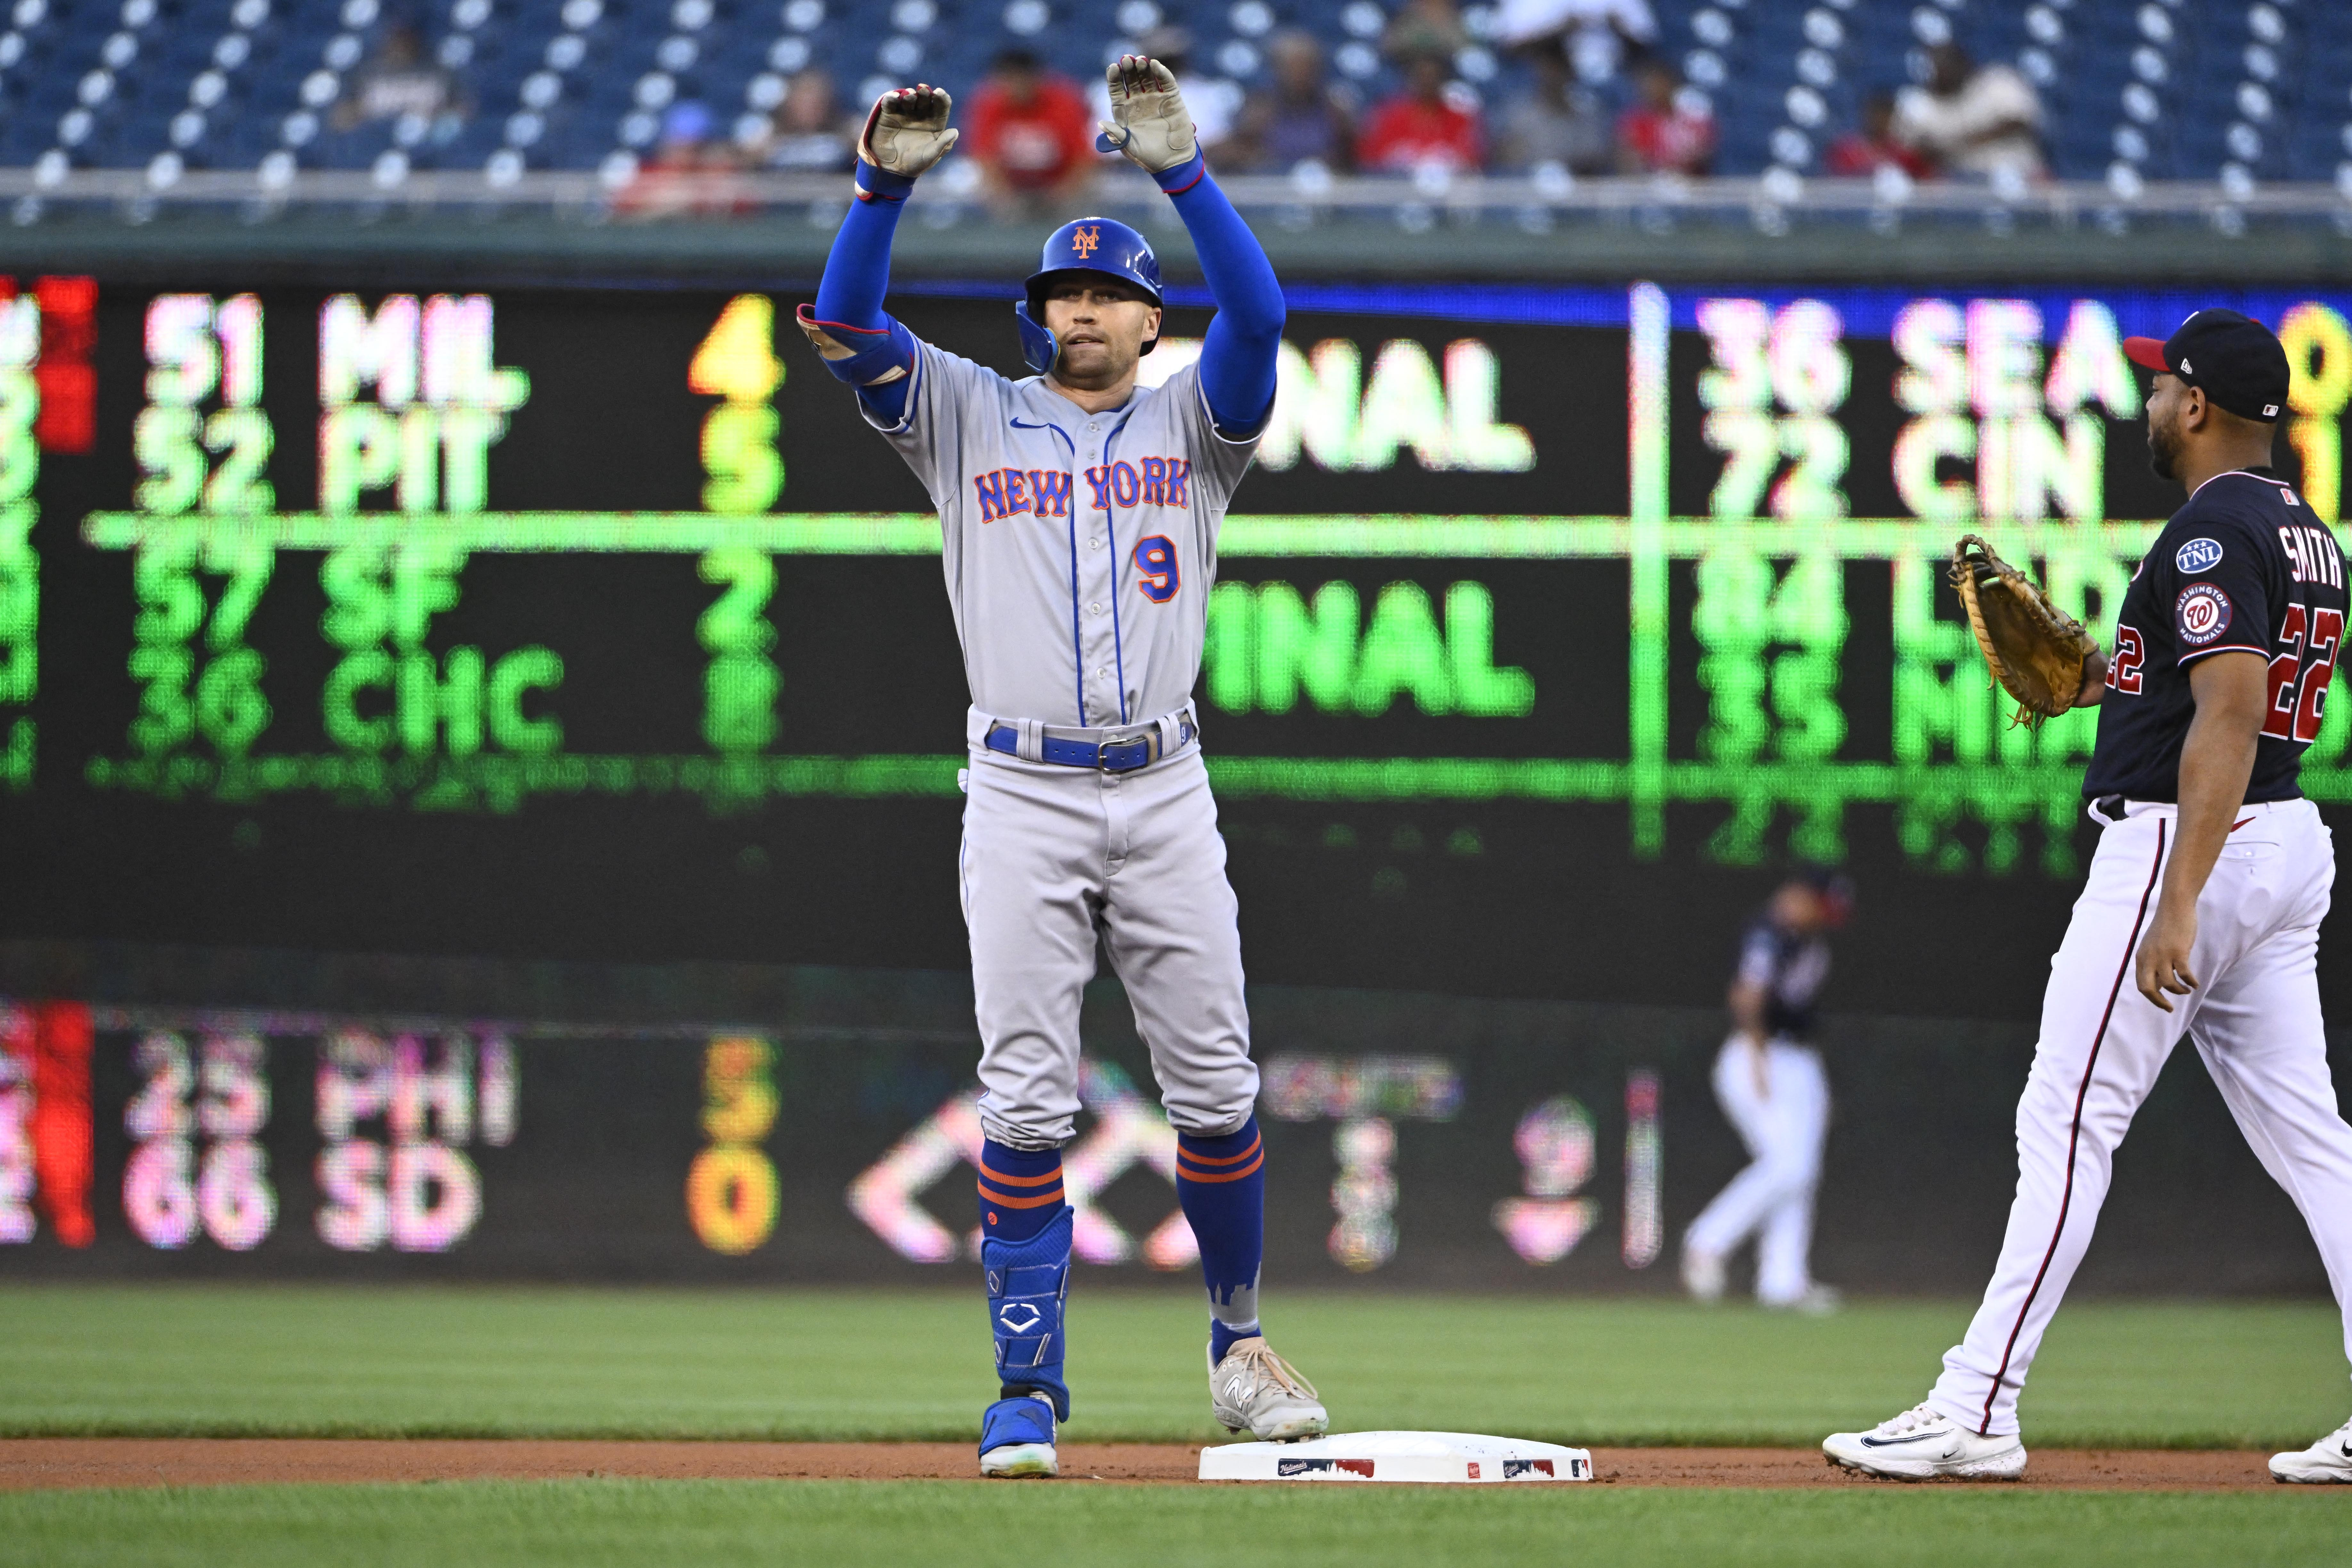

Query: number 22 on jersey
[[2265, 604, 2343, 743]]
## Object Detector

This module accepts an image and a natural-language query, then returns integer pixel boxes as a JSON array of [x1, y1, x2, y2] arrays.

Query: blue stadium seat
[[0, 0, 2341, 194]]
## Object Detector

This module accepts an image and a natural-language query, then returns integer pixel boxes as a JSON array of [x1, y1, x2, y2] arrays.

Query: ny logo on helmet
[[1070, 226, 1101, 259]]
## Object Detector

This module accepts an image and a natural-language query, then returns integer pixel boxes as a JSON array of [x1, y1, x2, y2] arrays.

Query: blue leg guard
[[985, 1204, 1072, 1421]]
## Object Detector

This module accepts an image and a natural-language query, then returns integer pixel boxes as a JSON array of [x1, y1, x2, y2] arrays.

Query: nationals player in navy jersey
[[799, 59, 1327, 1479], [1683, 868, 1851, 1314], [1826, 310, 2352, 1482]]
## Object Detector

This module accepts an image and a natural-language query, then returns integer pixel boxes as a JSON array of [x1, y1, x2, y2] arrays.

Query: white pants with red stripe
[[1685, 1035, 1830, 1305], [1927, 797, 2352, 1437]]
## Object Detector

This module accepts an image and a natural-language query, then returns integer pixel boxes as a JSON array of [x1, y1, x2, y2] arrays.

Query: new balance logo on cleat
[[1209, 1337, 1330, 1443]]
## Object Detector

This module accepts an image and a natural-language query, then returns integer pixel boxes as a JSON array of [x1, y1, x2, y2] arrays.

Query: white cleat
[[1765, 1284, 1843, 1317], [1822, 1403, 2027, 1481], [2269, 1416, 2352, 1484], [1210, 1336, 1329, 1442], [1681, 1244, 1725, 1304], [979, 1442, 1057, 1479]]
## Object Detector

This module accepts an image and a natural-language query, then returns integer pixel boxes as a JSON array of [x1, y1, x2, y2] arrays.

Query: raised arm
[[1101, 57, 1285, 435], [801, 86, 957, 424]]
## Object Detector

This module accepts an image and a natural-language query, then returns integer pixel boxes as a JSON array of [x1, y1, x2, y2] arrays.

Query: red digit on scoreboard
[[29, 1002, 94, 1247], [0, 274, 97, 455]]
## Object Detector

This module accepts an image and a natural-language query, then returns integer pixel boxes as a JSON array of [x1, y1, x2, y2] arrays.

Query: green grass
[[0, 1480, 2346, 1568], [0, 1285, 2344, 1449]]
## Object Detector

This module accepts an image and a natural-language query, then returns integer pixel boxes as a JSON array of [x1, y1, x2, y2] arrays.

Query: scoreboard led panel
[[3, 276, 2349, 999]]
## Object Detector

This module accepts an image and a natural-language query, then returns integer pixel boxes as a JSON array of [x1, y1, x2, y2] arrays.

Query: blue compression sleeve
[[1155, 152, 1284, 435], [814, 165, 916, 423]]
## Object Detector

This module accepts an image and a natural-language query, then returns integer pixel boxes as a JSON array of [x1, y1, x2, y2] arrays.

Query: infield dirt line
[[0, 1440, 2291, 1491]]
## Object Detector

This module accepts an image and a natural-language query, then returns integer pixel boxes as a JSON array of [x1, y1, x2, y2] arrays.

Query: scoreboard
[[1, 989, 2324, 1291], [4, 275, 2351, 1012]]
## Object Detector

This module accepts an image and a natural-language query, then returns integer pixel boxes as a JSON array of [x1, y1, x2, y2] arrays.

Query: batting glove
[[858, 84, 958, 180], [1097, 55, 1195, 175]]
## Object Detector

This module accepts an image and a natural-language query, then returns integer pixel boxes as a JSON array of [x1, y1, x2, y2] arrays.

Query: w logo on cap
[[1070, 225, 1101, 259]]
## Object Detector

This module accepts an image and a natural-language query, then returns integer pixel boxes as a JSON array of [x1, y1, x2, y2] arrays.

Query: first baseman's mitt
[[1950, 533, 2100, 727]]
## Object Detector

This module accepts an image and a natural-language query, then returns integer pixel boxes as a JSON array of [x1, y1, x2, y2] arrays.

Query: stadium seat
[[0, 0, 2340, 199]]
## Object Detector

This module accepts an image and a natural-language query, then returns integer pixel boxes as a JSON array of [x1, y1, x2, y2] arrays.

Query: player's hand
[[2074, 648, 2110, 709], [2134, 898, 2199, 1012], [860, 84, 958, 179], [1098, 55, 1196, 174]]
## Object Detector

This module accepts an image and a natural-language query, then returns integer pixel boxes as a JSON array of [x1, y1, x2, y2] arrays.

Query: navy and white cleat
[[1210, 1337, 1329, 1443], [979, 1392, 1059, 1478], [2269, 1416, 2352, 1483], [1822, 1403, 2026, 1480]]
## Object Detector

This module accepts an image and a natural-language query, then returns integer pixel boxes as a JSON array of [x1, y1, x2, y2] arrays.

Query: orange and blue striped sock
[[977, 1140, 1066, 1243], [1176, 1116, 1266, 1363]]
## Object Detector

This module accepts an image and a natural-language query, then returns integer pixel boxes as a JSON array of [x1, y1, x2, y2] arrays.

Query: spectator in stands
[[1383, 0, 1470, 66], [1494, 0, 1656, 86], [756, 68, 855, 173], [1225, 30, 1359, 175], [615, 102, 752, 220], [1493, 37, 1610, 176], [1358, 50, 1485, 176], [332, 25, 466, 138], [1891, 43, 2045, 183], [1090, 29, 1242, 157], [1825, 90, 1933, 180], [1615, 59, 1714, 176], [969, 49, 1096, 217]]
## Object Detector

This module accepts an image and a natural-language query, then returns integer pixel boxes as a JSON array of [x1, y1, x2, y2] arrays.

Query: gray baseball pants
[[958, 739, 1258, 1149]]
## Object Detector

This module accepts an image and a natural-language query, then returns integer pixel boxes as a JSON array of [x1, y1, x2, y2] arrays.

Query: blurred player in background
[[1681, 867, 1851, 1314]]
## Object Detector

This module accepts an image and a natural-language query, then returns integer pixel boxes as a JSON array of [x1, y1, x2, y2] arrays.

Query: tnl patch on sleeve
[[2175, 537, 2224, 573], [2175, 581, 2233, 646]]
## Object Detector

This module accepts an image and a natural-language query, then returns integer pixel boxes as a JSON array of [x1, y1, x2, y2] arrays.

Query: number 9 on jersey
[[1133, 535, 1179, 603]]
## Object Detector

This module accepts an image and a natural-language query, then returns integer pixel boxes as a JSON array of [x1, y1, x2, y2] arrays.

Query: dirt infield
[[0, 1440, 2285, 1491]]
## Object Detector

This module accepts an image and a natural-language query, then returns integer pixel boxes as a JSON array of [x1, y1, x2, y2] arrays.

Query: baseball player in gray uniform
[[801, 58, 1327, 1477]]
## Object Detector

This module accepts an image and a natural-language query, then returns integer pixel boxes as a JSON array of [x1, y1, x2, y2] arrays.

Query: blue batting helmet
[[1015, 216, 1164, 376]]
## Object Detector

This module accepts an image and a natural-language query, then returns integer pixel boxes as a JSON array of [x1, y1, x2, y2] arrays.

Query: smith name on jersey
[[2082, 467, 2349, 805]]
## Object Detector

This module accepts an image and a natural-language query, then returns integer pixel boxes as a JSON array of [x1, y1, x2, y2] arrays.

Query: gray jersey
[[865, 338, 1259, 729]]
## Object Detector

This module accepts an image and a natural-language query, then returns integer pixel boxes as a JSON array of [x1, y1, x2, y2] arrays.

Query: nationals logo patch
[[2175, 582, 2233, 646], [2175, 537, 2224, 573]]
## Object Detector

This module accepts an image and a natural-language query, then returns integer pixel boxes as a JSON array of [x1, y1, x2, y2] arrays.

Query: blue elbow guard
[[985, 1205, 1072, 1420], [794, 304, 916, 387]]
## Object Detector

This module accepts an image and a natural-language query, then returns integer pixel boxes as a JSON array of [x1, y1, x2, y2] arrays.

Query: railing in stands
[[2, 166, 2349, 232]]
